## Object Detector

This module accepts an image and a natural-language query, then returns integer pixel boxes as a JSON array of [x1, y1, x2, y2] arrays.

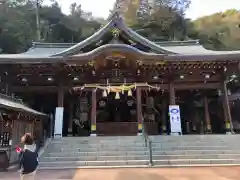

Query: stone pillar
[[90, 90, 97, 136], [54, 88, 64, 138], [222, 81, 234, 134], [137, 88, 143, 135], [203, 96, 212, 133]]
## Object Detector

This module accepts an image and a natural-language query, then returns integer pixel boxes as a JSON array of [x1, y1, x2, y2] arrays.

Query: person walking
[[18, 133, 39, 180]]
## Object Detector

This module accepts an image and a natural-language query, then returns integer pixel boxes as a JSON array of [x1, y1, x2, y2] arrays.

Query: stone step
[[50, 142, 234, 148], [154, 149, 240, 155], [153, 158, 240, 165], [43, 149, 240, 157], [44, 150, 148, 157], [38, 158, 240, 169], [52, 135, 240, 143], [47, 146, 147, 152], [52, 139, 144, 143], [53, 137, 143, 142], [40, 154, 240, 162], [46, 145, 237, 152], [49, 143, 146, 148], [50, 141, 239, 147], [40, 155, 149, 161], [150, 135, 240, 139]]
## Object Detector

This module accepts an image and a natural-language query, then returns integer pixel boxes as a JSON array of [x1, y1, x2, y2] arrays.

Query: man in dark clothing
[[18, 133, 38, 180]]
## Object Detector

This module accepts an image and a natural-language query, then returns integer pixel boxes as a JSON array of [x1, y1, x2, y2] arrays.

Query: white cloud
[[186, 0, 240, 19], [56, 0, 115, 18]]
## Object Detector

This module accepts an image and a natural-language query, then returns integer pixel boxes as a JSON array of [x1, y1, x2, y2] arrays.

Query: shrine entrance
[[96, 92, 138, 136]]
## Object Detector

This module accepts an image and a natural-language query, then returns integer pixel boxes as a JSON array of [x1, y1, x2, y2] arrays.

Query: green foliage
[[0, 0, 240, 53], [0, 0, 101, 53], [123, 0, 191, 41], [191, 9, 240, 50]]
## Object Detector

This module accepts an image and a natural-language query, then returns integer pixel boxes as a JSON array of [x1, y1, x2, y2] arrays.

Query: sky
[[53, 0, 240, 20]]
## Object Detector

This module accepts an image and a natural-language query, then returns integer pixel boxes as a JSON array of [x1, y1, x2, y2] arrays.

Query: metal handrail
[[142, 122, 153, 166]]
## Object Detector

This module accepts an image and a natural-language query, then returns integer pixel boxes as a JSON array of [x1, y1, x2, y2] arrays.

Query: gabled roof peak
[[107, 9, 124, 22]]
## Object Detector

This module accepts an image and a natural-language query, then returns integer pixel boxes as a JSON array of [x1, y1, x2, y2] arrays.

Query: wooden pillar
[[57, 88, 64, 107], [49, 114, 53, 137], [222, 80, 234, 134], [169, 83, 176, 105], [54, 88, 64, 138], [137, 88, 143, 135], [68, 102, 73, 135], [203, 96, 212, 133], [90, 90, 97, 136], [161, 100, 167, 134]]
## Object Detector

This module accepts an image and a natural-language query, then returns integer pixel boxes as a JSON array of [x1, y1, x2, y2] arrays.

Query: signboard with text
[[54, 107, 64, 138], [169, 105, 182, 135]]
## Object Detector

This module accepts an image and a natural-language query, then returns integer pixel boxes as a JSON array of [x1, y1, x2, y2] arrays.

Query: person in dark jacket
[[19, 133, 38, 180]]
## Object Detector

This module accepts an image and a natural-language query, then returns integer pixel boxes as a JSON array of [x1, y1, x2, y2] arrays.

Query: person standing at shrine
[[18, 133, 39, 180]]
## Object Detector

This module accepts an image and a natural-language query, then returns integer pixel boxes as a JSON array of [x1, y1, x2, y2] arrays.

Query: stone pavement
[[0, 167, 240, 180]]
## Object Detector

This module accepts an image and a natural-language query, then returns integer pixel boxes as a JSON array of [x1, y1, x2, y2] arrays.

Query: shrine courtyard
[[0, 167, 240, 180]]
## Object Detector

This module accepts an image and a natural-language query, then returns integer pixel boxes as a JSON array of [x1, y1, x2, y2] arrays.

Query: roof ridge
[[32, 42, 76, 48], [155, 40, 200, 46]]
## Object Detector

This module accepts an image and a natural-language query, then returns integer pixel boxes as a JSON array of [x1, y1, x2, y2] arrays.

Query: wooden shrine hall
[[0, 12, 240, 136]]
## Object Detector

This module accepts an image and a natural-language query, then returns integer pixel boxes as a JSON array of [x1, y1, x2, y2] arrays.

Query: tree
[[128, 0, 191, 40], [191, 9, 240, 50], [0, 1, 101, 53]]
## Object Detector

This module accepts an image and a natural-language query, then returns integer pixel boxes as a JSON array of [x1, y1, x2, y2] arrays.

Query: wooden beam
[[11, 86, 70, 93], [174, 83, 221, 90], [169, 82, 176, 105], [12, 82, 221, 93]]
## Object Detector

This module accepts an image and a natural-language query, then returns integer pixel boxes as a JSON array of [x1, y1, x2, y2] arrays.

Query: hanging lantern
[[128, 89, 132, 96], [102, 90, 107, 97], [115, 92, 120, 99], [227, 89, 231, 96], [218, 89, 222, 96]]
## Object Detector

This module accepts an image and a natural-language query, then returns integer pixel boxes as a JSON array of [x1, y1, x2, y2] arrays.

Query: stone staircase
[[39, 135, 240, 169], [39, 136, 149, 169], [151, 135, 240, 166]]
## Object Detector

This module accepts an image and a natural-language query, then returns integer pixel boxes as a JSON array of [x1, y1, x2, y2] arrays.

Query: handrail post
[[142, 121, 153, 167], [148, 140, 153, 166]]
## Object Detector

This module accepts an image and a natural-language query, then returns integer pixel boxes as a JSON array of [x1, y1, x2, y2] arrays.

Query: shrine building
[[0, 12, 240, 137]]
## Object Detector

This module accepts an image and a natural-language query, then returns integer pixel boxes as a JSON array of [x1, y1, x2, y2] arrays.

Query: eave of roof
[[1, 43, 240, 64], [156, 41, 240, 55], [0, 55, 64, 64], [0, 94, 46, 116]]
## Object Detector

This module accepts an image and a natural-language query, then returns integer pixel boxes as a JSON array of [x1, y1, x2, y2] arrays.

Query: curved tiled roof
[[69, 44, 165, 59], [0, 12, 240, 62], [155, 40, 240, 55]]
